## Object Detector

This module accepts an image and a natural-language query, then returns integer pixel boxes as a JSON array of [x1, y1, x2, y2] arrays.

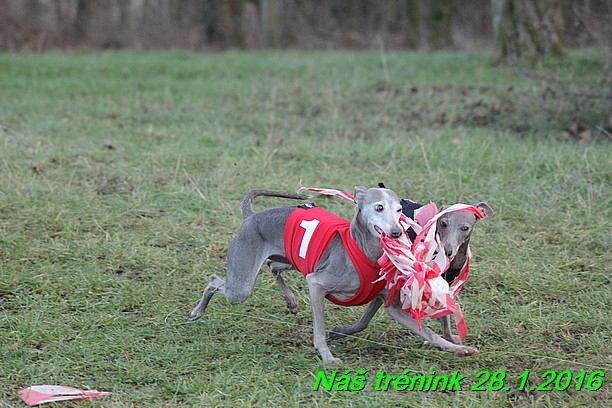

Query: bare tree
[[492, 0, 567, 63]]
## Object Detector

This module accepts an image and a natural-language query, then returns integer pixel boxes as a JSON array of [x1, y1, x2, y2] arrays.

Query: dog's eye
[[375, 204, 384, 212], [461, 225, 470, 232], [440, 220, 448, 228]]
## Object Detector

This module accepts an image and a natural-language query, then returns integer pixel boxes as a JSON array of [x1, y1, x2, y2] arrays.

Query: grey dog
[[189, 187, 404, 364], [327, 197, 493, 345]]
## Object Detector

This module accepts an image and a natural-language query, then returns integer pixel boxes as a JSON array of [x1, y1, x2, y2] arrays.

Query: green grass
[[0, 49, 610, 407]]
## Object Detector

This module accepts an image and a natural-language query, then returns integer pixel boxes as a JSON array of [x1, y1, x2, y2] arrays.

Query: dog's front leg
[[385, 306, 477, 356], [439, 315, 461, 344], [306, 276, 341, 364]]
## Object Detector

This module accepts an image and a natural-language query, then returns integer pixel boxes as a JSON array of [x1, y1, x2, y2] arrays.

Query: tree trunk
[[423, 0, 453, 50], [403, 0, 422, 49], [493, 0, 567, 64], [261, 0, 281, 48], [220, 0, 244, 48]]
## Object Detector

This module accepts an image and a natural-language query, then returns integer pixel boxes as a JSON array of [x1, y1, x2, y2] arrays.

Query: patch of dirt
[[96, 176, 133, 195], [357, 80, 612, 142], [263, 328, 309, 348], [108, 267, 153, 282]]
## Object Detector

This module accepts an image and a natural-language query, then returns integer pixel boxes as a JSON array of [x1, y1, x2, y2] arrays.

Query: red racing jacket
[[283, 205, 385, 306]]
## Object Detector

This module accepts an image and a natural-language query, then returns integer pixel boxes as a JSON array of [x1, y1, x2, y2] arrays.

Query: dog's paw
[[286, 300, 298, 315], [187, 309, 203, 321], [324, 356, 343, 365], [327, 328, 347, 341], [320, 350, 343, 365], [454, 346, 478, 356]]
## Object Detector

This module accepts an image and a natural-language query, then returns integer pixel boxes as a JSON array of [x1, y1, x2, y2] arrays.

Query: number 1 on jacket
[[299, 219, 320, 259]]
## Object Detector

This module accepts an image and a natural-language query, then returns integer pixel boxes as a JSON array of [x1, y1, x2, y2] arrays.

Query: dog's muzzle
[[389, 227, 403, 239]]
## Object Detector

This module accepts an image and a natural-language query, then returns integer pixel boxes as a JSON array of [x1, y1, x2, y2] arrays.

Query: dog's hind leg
[[223, 228, 278, 303], [328, 296, 384, 340], [268, 261, 298, 314], [189, 225, 278, 320], [188, 274, 226, 321], [385, 306, 477, 356]]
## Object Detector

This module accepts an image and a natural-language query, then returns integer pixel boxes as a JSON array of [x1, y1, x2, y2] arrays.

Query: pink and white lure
[[378, 203, 484, 339], [18, 385, 109, 406]]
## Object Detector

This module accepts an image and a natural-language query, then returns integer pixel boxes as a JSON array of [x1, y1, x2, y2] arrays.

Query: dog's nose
[[390, 228, 403, 239], [444, 245, 454, 258]]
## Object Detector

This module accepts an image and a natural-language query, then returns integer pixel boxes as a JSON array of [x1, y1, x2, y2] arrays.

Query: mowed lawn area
[[0, 50, 610, 407]]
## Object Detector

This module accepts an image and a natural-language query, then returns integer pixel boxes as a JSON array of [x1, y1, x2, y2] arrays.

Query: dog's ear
[[353, 187, 367, 206], [378, 182, 386, 188], [474, 202, 494, 217]]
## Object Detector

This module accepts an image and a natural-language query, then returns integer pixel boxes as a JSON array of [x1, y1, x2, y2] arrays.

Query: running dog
[[189, 187, 404, 364]]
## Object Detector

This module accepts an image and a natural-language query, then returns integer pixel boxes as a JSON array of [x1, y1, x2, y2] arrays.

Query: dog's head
[[437, 202, 493, 259], [354, 187, 403, 239]]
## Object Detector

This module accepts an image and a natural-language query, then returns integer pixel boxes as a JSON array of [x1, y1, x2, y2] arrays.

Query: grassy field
[[0, 49, 610, 407]]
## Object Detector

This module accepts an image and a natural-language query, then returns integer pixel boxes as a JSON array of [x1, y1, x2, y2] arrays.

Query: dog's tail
[[241, 189, 310, 219]]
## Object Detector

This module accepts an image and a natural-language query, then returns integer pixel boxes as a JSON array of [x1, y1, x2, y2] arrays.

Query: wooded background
[[1, 0, 610, 56]]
